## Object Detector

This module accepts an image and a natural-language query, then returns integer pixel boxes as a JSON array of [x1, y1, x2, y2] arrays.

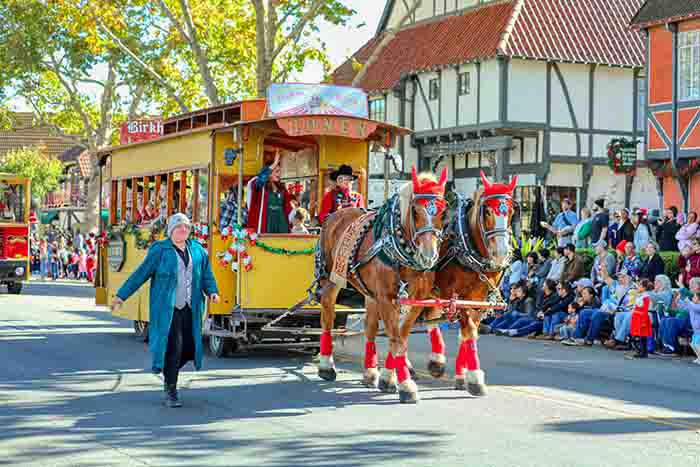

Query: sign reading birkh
[[119, 119, 163, 145], [267, 83, 369, 118], [278, 116, 378, 139]]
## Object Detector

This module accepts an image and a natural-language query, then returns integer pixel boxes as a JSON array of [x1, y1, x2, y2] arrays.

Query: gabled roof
[[0, 112, 83, 160], [333, 0, 646, 93], [333, 1, 516, 92], [630, 0, 700, 29]]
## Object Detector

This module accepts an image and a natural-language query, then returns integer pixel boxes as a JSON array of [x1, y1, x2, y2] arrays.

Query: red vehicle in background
[[0, 174, 30, 294]]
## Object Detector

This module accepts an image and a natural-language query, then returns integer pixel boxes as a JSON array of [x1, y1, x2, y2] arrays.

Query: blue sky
[[9, 1, 385, 112]]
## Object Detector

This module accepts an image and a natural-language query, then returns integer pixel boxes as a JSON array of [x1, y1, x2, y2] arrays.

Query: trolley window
[[0, 182, 25, 223]]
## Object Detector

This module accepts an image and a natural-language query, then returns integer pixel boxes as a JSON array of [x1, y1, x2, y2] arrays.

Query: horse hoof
[[427, 360, 446, 379], [318, 367, 337, 382], [455, 378, 466, 391], [467, 383, 488, 397], [399, 390, 419, 404], [378, 378, 397, 394], [362, 373, 379, 389]]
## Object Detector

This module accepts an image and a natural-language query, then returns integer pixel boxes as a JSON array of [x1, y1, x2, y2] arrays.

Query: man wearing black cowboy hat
[[319, 164, 365, 223]]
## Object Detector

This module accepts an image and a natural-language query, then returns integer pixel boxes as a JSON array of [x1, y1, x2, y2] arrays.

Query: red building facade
[[632, 2, 700, 212]]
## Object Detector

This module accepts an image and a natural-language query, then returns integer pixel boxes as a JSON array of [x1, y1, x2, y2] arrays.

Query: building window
[[458, 72, 470, 96], [429, 78, 440, 100], [679, 30, 700, 101], [636, 76, 646, 132], [369, 97, 386, 122]]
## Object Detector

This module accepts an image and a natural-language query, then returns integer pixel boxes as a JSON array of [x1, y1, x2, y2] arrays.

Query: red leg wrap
[[429, 326, 446, 355], [385, 352, 395, 370], [320, 330, 333, 356], [455, 342, 467, 376], [464, 338, 480, 371], [364, 341, 378, 369], [394, 355, 410, 383]]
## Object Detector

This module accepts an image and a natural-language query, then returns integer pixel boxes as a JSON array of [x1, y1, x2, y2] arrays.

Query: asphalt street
[[1, 281, 699, 466]]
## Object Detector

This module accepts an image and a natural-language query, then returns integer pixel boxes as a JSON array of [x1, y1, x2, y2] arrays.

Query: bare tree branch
[[154, 0, 191, 42], [177, 0, 220, 105], [128, 84, 146, 119], [271, 0, 324, 61], [352, 0, 421, 87], [96, 19, 189, 113], [47, 58, 96, 148]]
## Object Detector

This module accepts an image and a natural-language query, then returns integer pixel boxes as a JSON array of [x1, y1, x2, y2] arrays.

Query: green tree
[[0, 147, 64, 202]]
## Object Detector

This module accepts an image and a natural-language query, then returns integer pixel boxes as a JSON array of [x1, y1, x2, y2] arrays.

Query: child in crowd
[[78, 250, 88, 280], [558, 302, 580, 341], [676, 292, 700, 364], [629, 279, 655, 359], [291, 207, 310, 234], [86, 253, 96, 283]]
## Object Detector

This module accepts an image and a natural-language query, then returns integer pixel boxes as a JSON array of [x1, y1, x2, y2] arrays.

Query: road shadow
[[5, 281, 96, 299], [542, 417, 700, 434]]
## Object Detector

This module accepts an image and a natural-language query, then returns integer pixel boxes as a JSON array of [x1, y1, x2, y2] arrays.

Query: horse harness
[[436, 192, 517, 276], [314, 192, 446, 301]]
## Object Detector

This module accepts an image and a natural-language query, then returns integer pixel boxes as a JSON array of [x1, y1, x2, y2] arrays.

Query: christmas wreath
[[607, 138, 639, 175]]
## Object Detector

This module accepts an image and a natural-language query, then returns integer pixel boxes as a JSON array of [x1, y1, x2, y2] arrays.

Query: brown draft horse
[[316, 167, 448, 404], [360, 170, 516, 397], [427, 171, 517, 395]]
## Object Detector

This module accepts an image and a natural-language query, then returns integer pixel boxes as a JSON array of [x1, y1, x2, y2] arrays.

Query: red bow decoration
[[411, 166, 448, 214], [480, 170, 517, 217]]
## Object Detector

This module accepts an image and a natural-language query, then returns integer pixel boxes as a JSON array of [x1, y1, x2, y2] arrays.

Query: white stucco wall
[[508, 59, 547, 123], [594, 66, 634, 132], [454, 176, 478, 199], [550, 132, 588, 157], [547, 163, 582, 187], [550, 63, 590, 129], [630, 168, 661, 211], [586, 166, 626, 210], [457, 63, 478, 126], [441, 68, 458, 128], [414, 72, 440, 132], [385, 93, 400, 126], [480, 60, 500, 123]]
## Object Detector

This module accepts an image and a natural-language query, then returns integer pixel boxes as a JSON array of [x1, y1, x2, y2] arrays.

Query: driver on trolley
[[319, 164, 365, 224]]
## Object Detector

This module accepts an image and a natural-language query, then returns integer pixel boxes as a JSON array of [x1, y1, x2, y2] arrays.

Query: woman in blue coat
[[112, 213, 220, 407]]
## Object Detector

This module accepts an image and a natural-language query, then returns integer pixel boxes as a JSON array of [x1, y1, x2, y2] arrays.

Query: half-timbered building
[[631, 0, 700, 213], [333, 0, 656, 225]]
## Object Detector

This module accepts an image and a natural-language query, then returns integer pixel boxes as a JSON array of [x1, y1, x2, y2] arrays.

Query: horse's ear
[[438, 167, 448, 189], [412, 166, 419, 192], [480, 170, 491, 191], [507, 175, 518, 193]]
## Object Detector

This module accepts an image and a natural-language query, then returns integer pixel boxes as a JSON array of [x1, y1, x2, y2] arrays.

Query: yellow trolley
[[96, 85, 408, 356]]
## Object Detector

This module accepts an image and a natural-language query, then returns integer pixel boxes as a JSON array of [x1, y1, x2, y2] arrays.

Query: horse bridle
[[408, 193, 446, 248], [477, 194, 519, 246]]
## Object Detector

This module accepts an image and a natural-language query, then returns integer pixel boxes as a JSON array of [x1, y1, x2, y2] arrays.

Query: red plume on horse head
[[480, 170, 517, 196], [412, 166, 448, 196]]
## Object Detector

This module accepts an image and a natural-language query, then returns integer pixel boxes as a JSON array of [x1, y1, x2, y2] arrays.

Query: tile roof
[[503, 0, 645, 68], [332, 1, 515, 92], [333, 0, 646, 92], [630, 0, 700, 28], [0, 113, 83, 161]]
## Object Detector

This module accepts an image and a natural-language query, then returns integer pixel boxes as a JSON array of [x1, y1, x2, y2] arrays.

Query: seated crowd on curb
[[483, 237, 700, 364]]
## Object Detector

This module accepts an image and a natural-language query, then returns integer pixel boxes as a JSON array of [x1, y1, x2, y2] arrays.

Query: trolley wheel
[[7, 282, 22, 295], [209, 335, 233, 358], [133, 320, 148, 338]]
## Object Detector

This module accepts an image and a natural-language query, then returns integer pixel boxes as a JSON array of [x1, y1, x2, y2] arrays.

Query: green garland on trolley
[[253, 240, 315, 256], [106, 220, 165, 251]]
